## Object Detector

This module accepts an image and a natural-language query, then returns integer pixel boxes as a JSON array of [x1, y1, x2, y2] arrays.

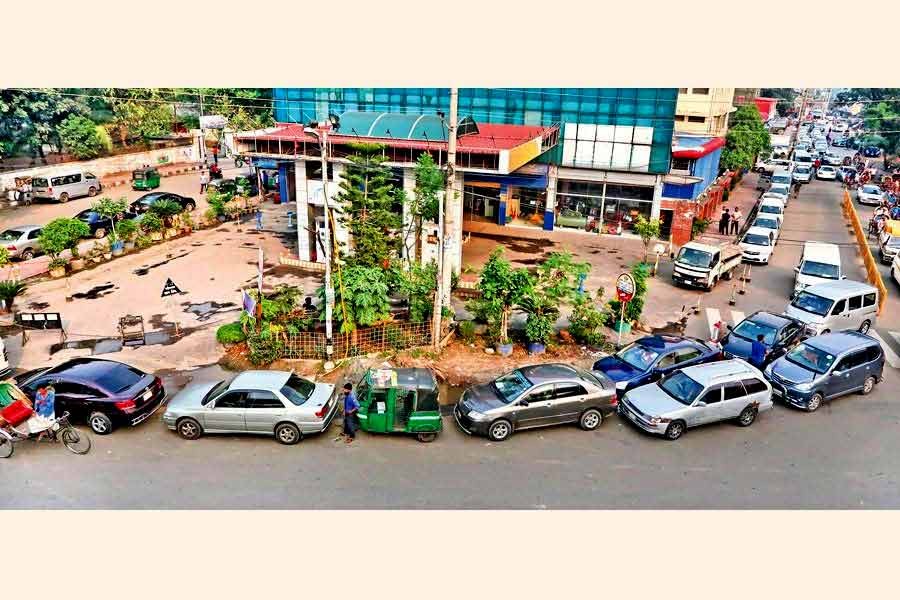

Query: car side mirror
[[794, 266, 800, 273], [518, 400, 529, 407], [832, 370, 842, 377], [841, 275, 847, 280], [695, 401, 707, 407]]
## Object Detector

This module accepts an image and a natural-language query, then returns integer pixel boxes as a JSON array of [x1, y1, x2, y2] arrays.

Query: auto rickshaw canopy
[[132, 167, 159, 179]]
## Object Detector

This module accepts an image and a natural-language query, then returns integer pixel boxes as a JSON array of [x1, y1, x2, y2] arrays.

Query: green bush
[[458, 320, 476, 344], [116, 219, 138, 241], [216, 322, 246, 344], [247, 334, 283, 365], [568, 295, 607, 346], [58, 115, 105, 159], [38, 218, 90, 259], [524, 313, 554, 346], [0, 246, 9, 268], [0, 280, 27, 311], [140, 213, 164, 233], [691, 218, 711, 239]]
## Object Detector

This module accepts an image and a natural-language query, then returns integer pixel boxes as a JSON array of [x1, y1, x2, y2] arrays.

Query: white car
[[893, 253, 900, 286], [751, 215, 781, 245], [816, 165, 837, 180], [740, 226, 776, 264], [754, 158, 792, 175], [793, 164, 814, 183], [762, 192, 789, 206], [857, 184, 884, 206]]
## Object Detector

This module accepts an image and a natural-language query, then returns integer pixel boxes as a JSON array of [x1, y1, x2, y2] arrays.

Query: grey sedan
[[1, 225, 42, 260], [162, 371, 337, 444], [454, 363, 617, 441]]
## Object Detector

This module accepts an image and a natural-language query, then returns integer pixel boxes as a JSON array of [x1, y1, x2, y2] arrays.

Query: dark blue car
[[721, 311, 806, 367], [592, 335, 721, 396]]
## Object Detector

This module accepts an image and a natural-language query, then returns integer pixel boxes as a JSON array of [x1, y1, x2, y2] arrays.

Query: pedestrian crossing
[[703, 308, 900, 370]]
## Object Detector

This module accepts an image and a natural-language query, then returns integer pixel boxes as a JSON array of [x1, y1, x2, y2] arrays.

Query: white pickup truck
[[672, 238, 743, 291]]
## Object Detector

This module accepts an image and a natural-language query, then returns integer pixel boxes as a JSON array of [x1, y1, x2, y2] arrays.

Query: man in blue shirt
[[750, 334, 768, 369], [342, 382, 359, 444]]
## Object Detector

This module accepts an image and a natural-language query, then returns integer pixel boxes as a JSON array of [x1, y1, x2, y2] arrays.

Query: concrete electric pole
[[305, 125, 335, 369], [433, 87, 458, 350]]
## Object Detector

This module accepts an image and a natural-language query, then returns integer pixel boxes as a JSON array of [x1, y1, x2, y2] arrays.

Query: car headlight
[[615, 380, 628, 391], [467, 410, 487, 421], [648, 416, 671, 426], [793, 382, 815, 392]]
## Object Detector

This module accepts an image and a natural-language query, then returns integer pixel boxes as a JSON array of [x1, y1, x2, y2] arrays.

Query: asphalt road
[[5, 155, 900, 509]]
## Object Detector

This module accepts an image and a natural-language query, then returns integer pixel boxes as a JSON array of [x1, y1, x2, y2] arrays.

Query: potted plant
[[117, 219, 138, 251], [179, 209, 195, 234], [0, 280, 27, 313], [135, 234, 152, 250], [91, 196, 129, 254], [38, 217, 90, 279], [140, 213, 164, 241], [519, 251, 589, 355], [203, 208, 218, 227], [467, 248, 533, 357], [101, 239, 113, 260], [88, 241, 105, 264], [69, 245, 86, 271], [148, 198, 182, 238], [520, 298, 557, 355]]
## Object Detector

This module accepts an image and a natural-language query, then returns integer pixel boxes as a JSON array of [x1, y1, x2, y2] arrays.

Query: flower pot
[[70, 258, 85, 271], [526, 342, 546, 355], [50, 266, 66, 278], [150, 231, 163, 241], [496, 342, 514, 357], [111, 241, 125, 256], [612, 320, 632, 334], [124, 241, 136, 251], [103, 252, 113, 260]]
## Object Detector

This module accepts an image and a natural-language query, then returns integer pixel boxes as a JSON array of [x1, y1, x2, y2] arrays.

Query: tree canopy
[[720, 105, 771, 171]]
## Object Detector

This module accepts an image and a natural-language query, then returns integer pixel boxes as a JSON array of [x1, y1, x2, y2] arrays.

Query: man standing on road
[[718, 208, 730, 235], [750, 334, 767, 369], [199, 169, 209, 194], [730, 207, 743, 236], [341, 382, 359, 444]]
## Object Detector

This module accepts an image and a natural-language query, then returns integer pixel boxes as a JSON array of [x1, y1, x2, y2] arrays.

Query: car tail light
[[609, 396, 618, 407], [7, 245, 15, 252], [115, 399, 136, 412], [47, 187, 52, 194], [315, 402, 329, 419]]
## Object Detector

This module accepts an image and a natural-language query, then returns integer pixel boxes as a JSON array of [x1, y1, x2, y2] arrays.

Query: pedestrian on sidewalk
[[730, 207, 743, 235], [718, 208, 731, 235], [199, 169, 209, 193], [341, 382, 359, 444]]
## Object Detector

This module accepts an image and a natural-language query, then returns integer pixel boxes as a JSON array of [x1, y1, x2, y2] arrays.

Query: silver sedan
[[162, 371, 337, 444]]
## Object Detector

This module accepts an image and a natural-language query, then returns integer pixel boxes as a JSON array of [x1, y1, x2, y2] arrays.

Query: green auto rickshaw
[[132, 167, 161, 191], [355, 368, 442, 442]]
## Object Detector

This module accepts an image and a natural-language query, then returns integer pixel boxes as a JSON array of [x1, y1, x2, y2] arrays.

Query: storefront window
[[511, 188, 546, 227], [556, 180, 653, 232]]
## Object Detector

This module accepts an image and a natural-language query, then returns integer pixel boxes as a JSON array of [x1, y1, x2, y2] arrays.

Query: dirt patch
[[469, 232, 555, 253]]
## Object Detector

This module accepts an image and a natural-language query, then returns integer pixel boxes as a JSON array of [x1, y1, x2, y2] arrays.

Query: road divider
[[842, 190, 887, 315]]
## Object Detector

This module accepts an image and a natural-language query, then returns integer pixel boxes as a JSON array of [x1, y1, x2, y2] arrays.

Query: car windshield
[[754, 218, 778, 229], [886, 236, 900, 248], [492, 369, 532, 404], [1, 229, 24, 241], [743, 233, 771, 246], [770, 185, 789, 195], [862, 185, 880, 194], [203, 380, 230, 405], [796, 166, 810, 174], [616, 342, 661, 371], [280, 374, 317, 406], [800, 261, 840, 279], [677, 247, 713, 268], [785, 343, 836, 374], [791, 291, 833, 316], [658, 371, 704, 406], [760, 205, 782, 215], [772, 175, 791, 184], [732, 318, 778, 345]]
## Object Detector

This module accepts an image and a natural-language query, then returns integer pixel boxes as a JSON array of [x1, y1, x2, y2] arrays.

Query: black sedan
[[721, 311, 807, 367], [454, 363, 617, 441], [74, 208, 139, 239], [129, 192, 197, 214], [13, 358, 167, 435]]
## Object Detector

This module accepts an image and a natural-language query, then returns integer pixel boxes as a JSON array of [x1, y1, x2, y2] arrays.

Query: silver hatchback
[[1, 225, 42, 260], [618, 360, 773, 440], [163, 371, 337, 444]]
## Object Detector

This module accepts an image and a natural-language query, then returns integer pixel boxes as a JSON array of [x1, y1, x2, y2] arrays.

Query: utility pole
[[793, 88, 809, 147], [318, 129, 335, 370], [433, 87, 458, 349], [198, 91, 206, 164]]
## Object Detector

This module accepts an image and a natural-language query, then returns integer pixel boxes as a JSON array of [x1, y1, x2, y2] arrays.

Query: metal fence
[[281, 321, 432, 360]]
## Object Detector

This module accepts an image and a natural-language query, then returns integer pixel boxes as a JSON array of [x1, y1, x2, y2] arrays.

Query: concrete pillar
[[402, 168, 416, 266], [294, 159, 311, 261], [651, 174, 663, 220], [330, 163, 350, 257], [445, 171, 465, 275], [544, 165, 558, 231], [497, 183, 508, 226]]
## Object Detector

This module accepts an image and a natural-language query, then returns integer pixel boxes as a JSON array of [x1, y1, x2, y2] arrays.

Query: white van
[[785, 280, 879, 335], [31, 170, 102, 203], [0, 336, 11, 379], [794, 242, 842, 293]]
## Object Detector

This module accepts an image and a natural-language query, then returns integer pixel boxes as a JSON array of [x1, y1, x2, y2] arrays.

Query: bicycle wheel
[[60, 427, 91, 455], [0, 434, 13, 459]]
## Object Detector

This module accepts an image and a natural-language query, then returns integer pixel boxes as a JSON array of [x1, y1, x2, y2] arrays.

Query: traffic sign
[[615, 272, 636, 302], [161, 278, 183, 297]]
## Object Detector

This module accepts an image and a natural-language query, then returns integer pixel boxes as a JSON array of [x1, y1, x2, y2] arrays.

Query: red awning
[[671, 136, 726, 159]]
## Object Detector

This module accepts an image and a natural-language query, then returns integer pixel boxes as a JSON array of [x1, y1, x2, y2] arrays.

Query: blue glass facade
[[273, 88, 677, 174]]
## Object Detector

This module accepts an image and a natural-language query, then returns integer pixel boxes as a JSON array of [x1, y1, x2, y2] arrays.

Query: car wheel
[[177, 418, 203, 440], [21, 249, 34, 261], [94, 227, 106, 239], [275, 423, 301, 445], [858, 320, 871, 334], [88, 411, 113, 435], [806, 393, 824, 413], [664, 420, 685, 440], [861, 375, 877, 395], [58, 192, 70, 203], [737, 406, 757, 427], [579, 408, 603, 431], [185, 201, 196, 211], [416, 432, 437, 443], [88, 186, 98, 197], [487, 419, 513, 442]]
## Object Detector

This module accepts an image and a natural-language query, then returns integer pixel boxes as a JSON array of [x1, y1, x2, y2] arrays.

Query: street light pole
[[306, 126, 335, 369], [433, 87, 458, 349]]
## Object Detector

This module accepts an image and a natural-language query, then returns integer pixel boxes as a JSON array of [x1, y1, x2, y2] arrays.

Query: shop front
[[555, 180, 655, 234], [462, 172, 549, 228]]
